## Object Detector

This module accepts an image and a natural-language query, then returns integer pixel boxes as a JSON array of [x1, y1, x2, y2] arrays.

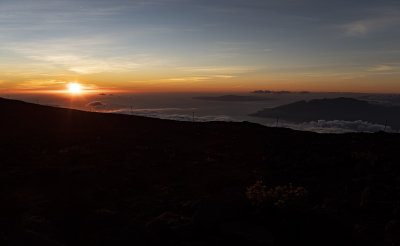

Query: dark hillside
[[1, 97, 399, 245]]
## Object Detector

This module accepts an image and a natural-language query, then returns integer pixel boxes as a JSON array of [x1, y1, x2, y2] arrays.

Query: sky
[[1, 0, 400, 93]]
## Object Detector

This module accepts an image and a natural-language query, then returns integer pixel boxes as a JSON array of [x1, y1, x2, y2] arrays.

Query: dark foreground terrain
[[1, 97, 399, 245]]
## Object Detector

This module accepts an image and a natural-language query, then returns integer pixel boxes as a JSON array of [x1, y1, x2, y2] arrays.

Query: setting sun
[[67, 83, 82, 94]]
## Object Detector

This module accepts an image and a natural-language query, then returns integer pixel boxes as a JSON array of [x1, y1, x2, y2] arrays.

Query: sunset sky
[[1, 0, 400, 93]]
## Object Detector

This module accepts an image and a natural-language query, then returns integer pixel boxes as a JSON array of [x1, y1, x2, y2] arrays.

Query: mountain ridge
[[250, 97, 400, 129]]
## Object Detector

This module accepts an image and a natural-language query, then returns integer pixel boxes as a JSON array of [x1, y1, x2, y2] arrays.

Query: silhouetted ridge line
[[250, 97, 400, 129]]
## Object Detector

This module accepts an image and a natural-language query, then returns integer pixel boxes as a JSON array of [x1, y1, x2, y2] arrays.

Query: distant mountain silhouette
[[193, 95, 273, 102], [250, 97, 400, 129]]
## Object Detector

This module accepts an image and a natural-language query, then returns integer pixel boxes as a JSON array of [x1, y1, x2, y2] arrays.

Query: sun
[[67, 83, 82, 94]]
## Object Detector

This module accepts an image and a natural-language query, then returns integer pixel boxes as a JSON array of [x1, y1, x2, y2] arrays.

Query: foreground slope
[[0, 97, 399, 245]]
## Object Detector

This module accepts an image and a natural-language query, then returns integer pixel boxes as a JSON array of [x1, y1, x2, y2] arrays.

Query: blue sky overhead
[[1, 0, 400, 92]]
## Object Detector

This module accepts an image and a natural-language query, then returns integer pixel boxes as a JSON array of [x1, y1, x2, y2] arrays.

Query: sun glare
[[67, 83, 82, 94]]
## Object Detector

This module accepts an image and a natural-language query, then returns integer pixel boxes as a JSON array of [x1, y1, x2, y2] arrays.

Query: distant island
[[193, 95, 274, 102], [250, 97, 400, 129]]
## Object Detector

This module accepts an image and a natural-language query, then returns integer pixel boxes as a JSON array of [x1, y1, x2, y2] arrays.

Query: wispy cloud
[[1, 37, 149, 74], [367, 65, 400, 72], [165, 66, 258, 82], [13, 79, 68, 90], [341, 9, 400, 37], [30, 55, 140, 74], [166, 77, 211, 82], [301, 71, 366, 80], [179, 66, 258, 74], [161, 75, 236, 83], [342, 21, 369, 37], [0, 1, 128, 33], [214, 75, 236, 79]]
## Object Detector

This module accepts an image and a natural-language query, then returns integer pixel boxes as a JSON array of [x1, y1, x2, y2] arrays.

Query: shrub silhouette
[[246, 181, 309, 208]]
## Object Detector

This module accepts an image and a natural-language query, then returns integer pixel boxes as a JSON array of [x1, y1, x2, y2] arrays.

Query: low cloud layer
[[110, 108, 236, 122], [276, 120, 393, 133], [107, 108, 394, 133]]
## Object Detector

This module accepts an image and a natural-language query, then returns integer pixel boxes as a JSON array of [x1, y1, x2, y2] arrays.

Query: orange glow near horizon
[[2, 75, 400, 95]]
